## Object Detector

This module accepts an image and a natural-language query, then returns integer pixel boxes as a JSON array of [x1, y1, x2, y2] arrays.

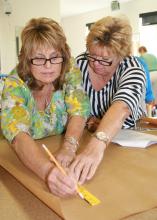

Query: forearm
[[64, 115, 86, 140], [68, 103, 130, 184], [12, 132, 53, 181], [96, 101, 131, 141]]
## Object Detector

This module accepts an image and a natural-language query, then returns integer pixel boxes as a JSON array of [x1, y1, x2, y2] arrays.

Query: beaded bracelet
[[64, 136, 79, 153]]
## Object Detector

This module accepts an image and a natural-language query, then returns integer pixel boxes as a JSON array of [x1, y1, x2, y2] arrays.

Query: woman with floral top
[[1, 17, 90, 198]]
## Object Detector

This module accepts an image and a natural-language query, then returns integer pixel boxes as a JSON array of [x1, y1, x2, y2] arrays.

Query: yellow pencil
[[42, 144, 66, 175]]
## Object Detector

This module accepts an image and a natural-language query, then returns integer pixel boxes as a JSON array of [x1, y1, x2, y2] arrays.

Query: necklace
[[32, 85, 53, 111], [45, 97, 50, 107]]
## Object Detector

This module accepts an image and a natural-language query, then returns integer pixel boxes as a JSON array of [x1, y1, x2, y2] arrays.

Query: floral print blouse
[[1, 61, 90, 142]]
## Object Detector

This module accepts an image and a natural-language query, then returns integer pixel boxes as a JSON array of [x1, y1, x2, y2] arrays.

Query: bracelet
[[63, 145, 77, 153], [64, 136, 79, 153], [92, 131, 109, 145]]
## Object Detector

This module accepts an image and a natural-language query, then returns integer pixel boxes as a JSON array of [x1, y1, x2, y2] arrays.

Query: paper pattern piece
[[1, 130, 157, 220], [112, 129, 157, 148], [0, 166, 62, 220]]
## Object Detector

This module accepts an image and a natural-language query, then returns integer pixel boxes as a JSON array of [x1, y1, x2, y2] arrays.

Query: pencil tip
[[78, 192, 84, 199]]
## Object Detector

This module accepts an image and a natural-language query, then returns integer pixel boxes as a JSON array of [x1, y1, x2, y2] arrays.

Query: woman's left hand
[[56, 144, 76, 168], [69, 139, 106, 185]]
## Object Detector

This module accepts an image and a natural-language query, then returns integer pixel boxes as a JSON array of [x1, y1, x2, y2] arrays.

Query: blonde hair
[[17, 17, 71, 90], [86, 16, 132, 58]]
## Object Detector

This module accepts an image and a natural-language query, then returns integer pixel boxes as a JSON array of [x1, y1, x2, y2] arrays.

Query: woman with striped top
[[69, 16, 146, 185]]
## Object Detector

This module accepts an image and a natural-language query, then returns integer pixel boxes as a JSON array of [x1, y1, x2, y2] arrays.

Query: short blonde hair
[[86, 16, 132, 58], [17, 17, 71, 90]]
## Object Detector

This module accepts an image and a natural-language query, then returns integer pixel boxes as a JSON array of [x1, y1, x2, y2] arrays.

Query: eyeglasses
[[84, 53, 112, 66], [31, 57, 64, 66]]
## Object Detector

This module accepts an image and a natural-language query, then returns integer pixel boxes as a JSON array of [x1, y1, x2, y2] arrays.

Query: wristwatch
[[93, 131, 109, 144]]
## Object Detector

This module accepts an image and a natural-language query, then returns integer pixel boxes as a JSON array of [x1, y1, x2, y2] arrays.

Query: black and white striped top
[[76, 53, 146, 128]]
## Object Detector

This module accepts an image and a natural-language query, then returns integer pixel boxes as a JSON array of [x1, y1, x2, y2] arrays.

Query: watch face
[[96, 132, 108, 141]]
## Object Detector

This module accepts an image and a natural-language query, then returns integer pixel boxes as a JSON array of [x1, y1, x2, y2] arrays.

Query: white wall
[[140, 23, 157, 57], [61, 0, 157, 57], [0, 0, 60, 73]]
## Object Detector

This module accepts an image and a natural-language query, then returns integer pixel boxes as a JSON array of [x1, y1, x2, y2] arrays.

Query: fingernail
[[78, 181, 83, 185]]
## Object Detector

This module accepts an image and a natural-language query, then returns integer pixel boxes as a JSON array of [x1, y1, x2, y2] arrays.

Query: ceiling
[[61, 0, 132, 18]]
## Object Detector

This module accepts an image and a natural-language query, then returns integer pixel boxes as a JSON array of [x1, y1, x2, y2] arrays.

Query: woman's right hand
[[46, 166, 77, 198], [69, 138, 106, 185]]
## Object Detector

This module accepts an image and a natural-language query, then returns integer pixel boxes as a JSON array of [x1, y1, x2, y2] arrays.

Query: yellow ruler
[[78, 185, 101, 206]]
